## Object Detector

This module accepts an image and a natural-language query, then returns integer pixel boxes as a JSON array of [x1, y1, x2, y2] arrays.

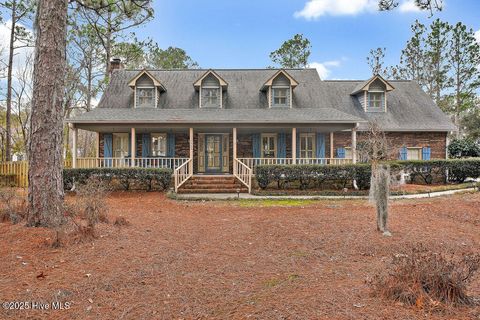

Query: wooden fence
[[0, 160, 72, 188]]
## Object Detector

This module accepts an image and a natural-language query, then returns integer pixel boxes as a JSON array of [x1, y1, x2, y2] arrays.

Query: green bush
[[64, 168, 173, 191], [255, 159, 480, 190], [448, 138, 480, 158], [256, 163, 372, 190]]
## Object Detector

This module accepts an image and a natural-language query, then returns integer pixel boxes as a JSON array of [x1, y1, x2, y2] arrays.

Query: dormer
[[351, 75, 394, 113], [194, 70, 228, 108], [128, 70, 166, 108], [261, 70, 299, 108]]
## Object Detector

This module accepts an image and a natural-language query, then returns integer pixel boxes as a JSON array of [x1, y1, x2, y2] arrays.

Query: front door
[[205, 134, 223, 173]]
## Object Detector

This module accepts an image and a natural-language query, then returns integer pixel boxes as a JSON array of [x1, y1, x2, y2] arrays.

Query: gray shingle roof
[[68, 68, 456, 132], [68, 107, 364, 124]]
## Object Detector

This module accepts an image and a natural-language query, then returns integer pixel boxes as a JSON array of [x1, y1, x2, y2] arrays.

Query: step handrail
[[234, 158, 252, 193], [174, 158, 193, 192]]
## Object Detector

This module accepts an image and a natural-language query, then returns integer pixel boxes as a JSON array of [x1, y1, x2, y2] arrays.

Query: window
[[112, 133, 129, 158], [202, 88, 219, 107], [272, 87, 288, 106], [261, 134, 277, 158], [368, 92, 383, 110], [300, 133, 315, 158], [407, 147, 422, 160], [151, 133, 167, 157], [136, 87, 155, 107]]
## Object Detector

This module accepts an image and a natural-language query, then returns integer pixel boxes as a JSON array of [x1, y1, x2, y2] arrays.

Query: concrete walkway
[[174, 186, 477, 201]]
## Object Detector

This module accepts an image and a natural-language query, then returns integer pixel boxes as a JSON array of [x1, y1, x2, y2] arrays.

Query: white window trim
[[112, 133, 129, 158], [299, 133, 316, 158], [406, 147, 423, 160], [151, 133, 167, 157], [367, 91, 385, 112], [135, 86, 157, 108], [200, 86, 221, 108], [270, 86, 292, 108], [261, 133, 277, 158]]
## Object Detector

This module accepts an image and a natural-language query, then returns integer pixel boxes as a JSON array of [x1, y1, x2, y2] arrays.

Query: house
[[66, 61, 456, 193]]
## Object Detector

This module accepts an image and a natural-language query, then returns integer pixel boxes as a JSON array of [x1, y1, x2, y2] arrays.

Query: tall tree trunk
[[5, 0, 17, 162], [104, 11, 112, 79], [27, 0, 68, 227]]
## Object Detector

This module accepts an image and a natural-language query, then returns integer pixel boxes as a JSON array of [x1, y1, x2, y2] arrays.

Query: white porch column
[[330, 132, 334, 160], [72, 126, 78, 169], [352, 127, 357, 164], [292, 127, 297, 164], [189, 128, 194, 173], [233, 127, 237, 174], [131, 127, 136, 167]]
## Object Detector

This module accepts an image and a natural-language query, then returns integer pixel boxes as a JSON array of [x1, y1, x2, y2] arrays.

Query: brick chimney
[[109, 58, 123, 77]]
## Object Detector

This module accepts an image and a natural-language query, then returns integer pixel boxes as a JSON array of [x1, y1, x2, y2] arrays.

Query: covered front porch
[[70, 123, 359, 192]]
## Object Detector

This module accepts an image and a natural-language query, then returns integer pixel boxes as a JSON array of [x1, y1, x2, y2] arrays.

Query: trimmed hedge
[[64, 168, 173, 191], [255, 158, 480, 190], [256, 163, 372, 190]]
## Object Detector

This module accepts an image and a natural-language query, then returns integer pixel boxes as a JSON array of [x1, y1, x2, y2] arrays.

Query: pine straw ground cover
[[0, 192, 479, 319]]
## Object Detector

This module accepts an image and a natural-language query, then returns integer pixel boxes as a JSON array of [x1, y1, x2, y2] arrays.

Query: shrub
[[372, 244, 480, 309], [448, 138, 480, 158], [256, 163, 372, 190], [63, 168, 172, 191], [255, 159, 480, 190], [0, 188, 27, 224]]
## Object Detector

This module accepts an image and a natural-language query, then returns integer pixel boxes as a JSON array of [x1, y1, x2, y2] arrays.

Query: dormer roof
[[261, 69, 299, 91], [193, 69, 228, 90], [350, 74, 394, 95], [128, 69, 167, 92]]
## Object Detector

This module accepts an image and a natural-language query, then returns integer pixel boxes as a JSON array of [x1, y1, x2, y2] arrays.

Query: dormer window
[[368, 92, 384, 110], [128, 69, 167, 109], [350, 75, 394, 113], [194, 70, 228, 108], [137, 87, 155, 107], [272, 87, 288, 106], [261, 70, 298, 108]]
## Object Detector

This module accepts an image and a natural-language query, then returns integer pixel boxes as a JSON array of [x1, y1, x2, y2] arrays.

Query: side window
[[407, 147, 422, 160], [151, 133, 167, 157], [299, 134, 315, 158], [261, 134, 277, 158]]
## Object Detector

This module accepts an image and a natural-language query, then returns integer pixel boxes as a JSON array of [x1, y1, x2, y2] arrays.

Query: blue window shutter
[[336, 147, 345, 159], [167, 133, 175, 157], [252, 133, 261, 158], [316, 133, 325, 158], [104, 133, 113, 158], [422, 147, 431, 160], [142, 133, 151, 157], [399, 146, 407, 160], [278, 132, 286, 158]]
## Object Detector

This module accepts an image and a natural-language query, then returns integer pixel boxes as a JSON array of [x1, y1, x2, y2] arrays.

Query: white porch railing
[[236, 157, 353, 173], [77, 157, 132, 168], [296, 158, 353, 165], [174, 158, 193, 192], [76, 157, 189, 169], [234, 158, 252, 193], [134, 157, 189, 169]]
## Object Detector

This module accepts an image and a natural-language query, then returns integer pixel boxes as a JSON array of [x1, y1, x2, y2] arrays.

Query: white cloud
[[398, 0, 422, 12], [294, 0, 378, 20], [308, 60, 341, 79], [475, 30, 480, 44]]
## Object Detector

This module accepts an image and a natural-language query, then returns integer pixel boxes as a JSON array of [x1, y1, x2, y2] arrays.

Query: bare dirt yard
[[0, 192, 479, 319]]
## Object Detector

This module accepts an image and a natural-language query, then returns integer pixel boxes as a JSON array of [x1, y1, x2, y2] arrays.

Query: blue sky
[[134, 0, 480, 80]]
